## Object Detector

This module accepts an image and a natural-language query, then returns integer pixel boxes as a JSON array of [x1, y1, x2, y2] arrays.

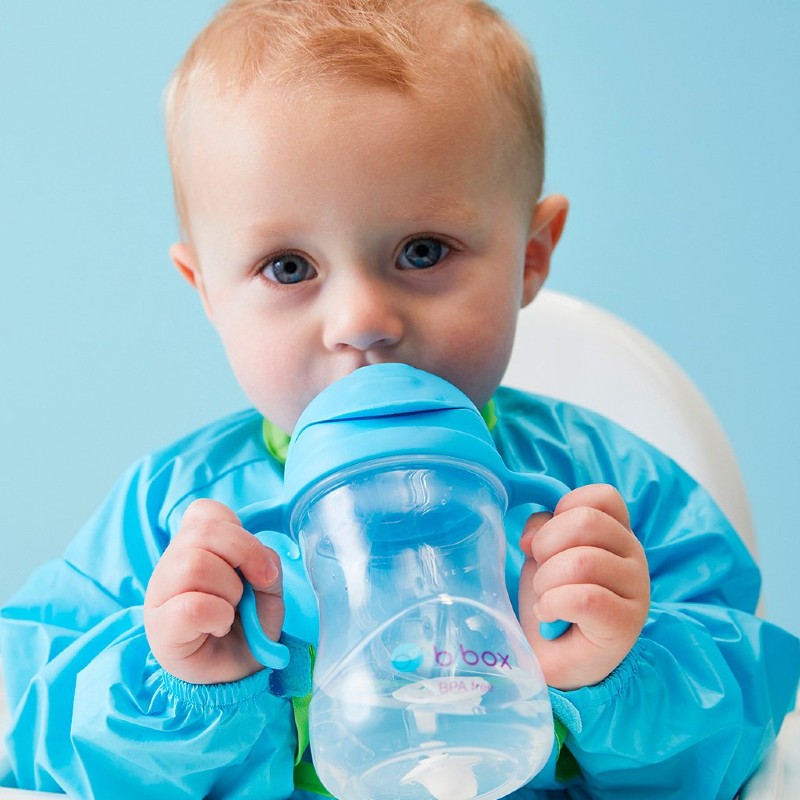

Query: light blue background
[[1, 3, 798, 638]]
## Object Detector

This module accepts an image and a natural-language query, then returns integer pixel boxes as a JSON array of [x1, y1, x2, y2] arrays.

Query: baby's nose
[[322, 277, 403, 352]]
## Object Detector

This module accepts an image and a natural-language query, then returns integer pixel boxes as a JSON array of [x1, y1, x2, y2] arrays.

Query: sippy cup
[[238, 364, 571, 800]]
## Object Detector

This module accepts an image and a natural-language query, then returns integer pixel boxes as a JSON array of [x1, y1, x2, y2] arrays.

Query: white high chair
[[0, 290, 796, 798], [506, 291, 757, 551], [504, 290, 798, 798]]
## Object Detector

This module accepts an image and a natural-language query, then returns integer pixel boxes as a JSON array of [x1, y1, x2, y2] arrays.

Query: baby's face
[[174, 81, 546, 432]]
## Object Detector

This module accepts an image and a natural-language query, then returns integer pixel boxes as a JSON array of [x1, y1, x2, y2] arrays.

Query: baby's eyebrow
[[240, 199, 481, 242], [397, 196, 481, 230], [239, 222, 290, 242]]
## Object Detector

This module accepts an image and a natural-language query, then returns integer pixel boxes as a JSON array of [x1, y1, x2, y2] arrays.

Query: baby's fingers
[[532, 546, 647, 603], [536, 583, 641, 646], [148, 548, 248, 609], [555, 484, 630, 528], [173, 500, 280, 589], [531, 507, 637, 565], [148, 592, 236, 656]]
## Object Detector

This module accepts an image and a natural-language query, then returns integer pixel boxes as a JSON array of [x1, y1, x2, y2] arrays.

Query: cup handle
[[237, 498, 292, 669], [506, 471, 573, 640]]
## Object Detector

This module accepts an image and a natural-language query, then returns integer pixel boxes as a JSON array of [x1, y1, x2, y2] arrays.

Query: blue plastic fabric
[[1, 388, 798, 799]]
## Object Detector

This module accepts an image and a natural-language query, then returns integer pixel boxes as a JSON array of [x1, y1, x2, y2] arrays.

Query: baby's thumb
[[519, 511, 552, 558], [241, 544, 285, 644], [517, 557, 545, 644], [241, 540, 281, 591]]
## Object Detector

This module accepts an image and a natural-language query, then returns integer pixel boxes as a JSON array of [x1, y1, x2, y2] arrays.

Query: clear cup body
[[292, 457, 553, 800]]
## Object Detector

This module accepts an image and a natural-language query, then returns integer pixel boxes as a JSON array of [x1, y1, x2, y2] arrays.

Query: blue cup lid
[[282, 364, 506, 504]]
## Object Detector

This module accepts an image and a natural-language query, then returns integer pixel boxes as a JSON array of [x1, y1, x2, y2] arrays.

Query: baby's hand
[[518, 484, 649, 691], [144, 498, 284, 684]]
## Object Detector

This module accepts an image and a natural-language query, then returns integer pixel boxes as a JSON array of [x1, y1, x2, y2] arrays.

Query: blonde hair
[[165, 0, 545, 234]]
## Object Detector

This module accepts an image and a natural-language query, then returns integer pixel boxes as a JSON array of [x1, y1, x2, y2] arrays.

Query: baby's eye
[[261, 253, 317, 285], [397, 237, 450, 270]]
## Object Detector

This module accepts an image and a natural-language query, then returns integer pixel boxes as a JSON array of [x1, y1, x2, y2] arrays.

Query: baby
[[1, 1, 797, 798]]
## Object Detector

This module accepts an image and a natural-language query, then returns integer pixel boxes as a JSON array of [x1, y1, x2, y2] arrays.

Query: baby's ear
[[169, 242, 213, 321], [521, 194, 569, 307], [170, 242, 200, 287]]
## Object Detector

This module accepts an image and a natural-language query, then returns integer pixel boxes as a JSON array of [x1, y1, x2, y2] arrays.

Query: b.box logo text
[[434, 643, 512, 670]]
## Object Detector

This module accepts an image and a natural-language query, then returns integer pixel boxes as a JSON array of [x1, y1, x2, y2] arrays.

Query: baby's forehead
[[177, 72, 521, 183], [172, 76, 536, 245], [166, 0, 544, 231], [181, 51, 517, 139]]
